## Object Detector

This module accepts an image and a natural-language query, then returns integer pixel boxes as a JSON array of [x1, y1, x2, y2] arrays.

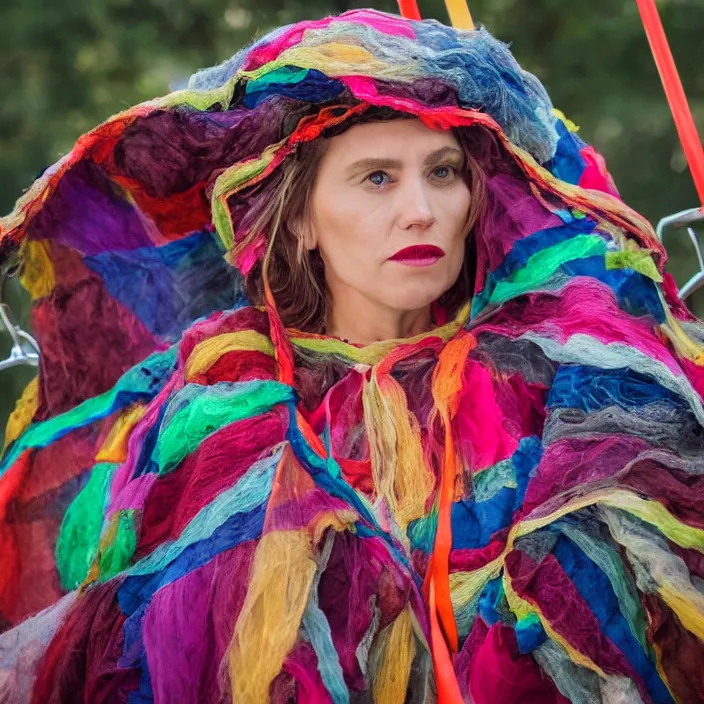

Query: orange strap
[[429, 579, 465, 703], [397, 0, 421, 20], [399, 0, 475, 30], [263, 277, 295, 385], [432, 417, 460, 652], [424, 331, 477, 699], [635, 0, 704, 208]]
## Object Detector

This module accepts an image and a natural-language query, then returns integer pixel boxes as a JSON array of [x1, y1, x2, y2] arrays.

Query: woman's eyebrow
[[424, 146, 464, 164], [346, 147, 463, 175], [346, 157, 403, 174]]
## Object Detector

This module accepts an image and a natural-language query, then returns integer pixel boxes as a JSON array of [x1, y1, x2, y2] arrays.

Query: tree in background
[[1, 0, 703, 439]]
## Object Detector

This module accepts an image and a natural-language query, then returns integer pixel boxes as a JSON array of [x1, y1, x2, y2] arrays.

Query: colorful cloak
[[1, 9, 704, 704]]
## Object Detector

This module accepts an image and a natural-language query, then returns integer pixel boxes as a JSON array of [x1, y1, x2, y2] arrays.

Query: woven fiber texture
[[1, 9, 703, 703]]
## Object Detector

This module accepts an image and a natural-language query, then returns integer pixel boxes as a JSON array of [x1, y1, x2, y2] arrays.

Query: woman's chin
[[379, 287, 448, 314], [380, 269, 460, 310]]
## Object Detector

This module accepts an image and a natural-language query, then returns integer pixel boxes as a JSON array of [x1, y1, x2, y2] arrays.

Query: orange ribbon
[[635, 0, 704, 209], [397, 0, 421, 20]]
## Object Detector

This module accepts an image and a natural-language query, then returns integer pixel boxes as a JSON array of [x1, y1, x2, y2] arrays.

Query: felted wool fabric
[[1, 8, 704, 704]]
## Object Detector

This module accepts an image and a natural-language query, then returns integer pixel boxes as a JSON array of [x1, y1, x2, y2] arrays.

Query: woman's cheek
[[449, 192, 472, 230]]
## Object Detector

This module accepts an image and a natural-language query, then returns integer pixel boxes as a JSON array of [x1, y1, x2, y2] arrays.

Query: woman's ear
[[299, 219, 318, 251]]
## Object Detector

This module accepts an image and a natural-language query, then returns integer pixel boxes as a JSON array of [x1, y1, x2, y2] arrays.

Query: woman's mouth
[[388, 244, 446, 267]]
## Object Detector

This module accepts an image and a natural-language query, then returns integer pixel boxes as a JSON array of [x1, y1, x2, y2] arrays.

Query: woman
[[1, 9, 703, 703]]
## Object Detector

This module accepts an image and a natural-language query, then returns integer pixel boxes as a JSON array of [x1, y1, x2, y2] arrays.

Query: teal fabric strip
[[0, 347, 177, 475], [128, 447, 282, 577], [154, 379, 294, 474], [488, 234, 607, 305], [302, 534, 350, 704]]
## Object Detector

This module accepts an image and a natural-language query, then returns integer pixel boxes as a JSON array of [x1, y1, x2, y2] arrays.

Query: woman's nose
[[396, 178, 436, 230]]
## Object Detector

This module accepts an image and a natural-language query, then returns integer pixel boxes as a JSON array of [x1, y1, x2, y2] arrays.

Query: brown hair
[[243, 108, 487, 332]]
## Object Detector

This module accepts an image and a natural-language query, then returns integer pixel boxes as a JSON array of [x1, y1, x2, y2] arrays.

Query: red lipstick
[[388, 244, 445, 267]]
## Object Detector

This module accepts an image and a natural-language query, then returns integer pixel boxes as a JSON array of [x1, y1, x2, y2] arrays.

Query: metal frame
[[656, 207, 704, 300], [0, 273, 39, 372]]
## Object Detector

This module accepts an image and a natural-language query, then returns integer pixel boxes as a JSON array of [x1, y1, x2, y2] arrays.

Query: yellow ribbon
[[444, 0, 474, 30]]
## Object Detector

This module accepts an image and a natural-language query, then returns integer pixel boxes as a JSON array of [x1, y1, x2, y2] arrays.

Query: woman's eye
[[432, 165, 455, 179], [367, 171, 390, 187]]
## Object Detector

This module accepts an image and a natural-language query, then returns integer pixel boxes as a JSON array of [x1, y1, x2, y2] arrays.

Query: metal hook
[[0, 273, 40, 373], [656, 206, 704, 300]]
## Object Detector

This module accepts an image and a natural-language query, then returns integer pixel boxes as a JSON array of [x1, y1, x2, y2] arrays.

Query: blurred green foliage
[[1, 0, 704, 440]]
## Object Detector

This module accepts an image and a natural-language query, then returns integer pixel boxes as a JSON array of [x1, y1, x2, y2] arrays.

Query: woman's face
[[304, 119, 472, 316]]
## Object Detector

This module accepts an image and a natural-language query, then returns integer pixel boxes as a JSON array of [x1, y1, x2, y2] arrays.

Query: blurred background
[[1, 0, 704, 443]]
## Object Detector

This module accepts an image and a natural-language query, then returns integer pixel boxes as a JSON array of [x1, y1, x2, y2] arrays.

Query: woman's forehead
[[323, 119, 461, 163]]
